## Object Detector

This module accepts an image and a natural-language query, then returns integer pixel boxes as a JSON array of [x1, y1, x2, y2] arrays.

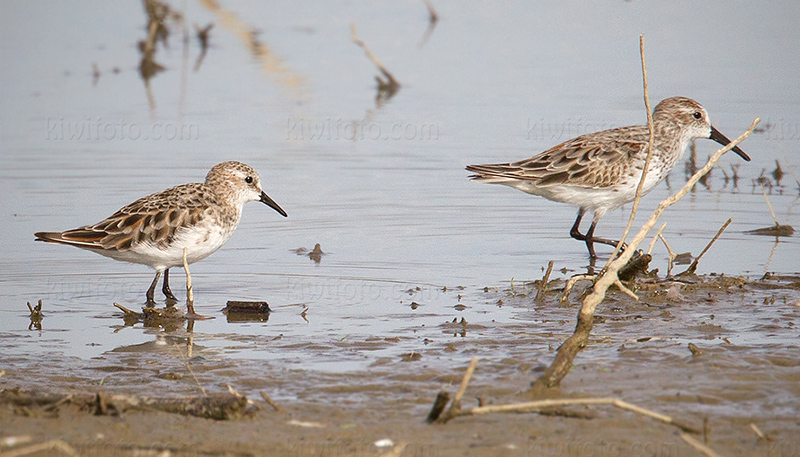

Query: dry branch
[[260, 391, 286, 413], [678, 218, 731, 276], [559, 274, 594, 306], [2, 440, 80, 457], [434, 357, 478, 423], [659, 233, 677, 276], [647, 223, 667, 255], [680, 433, 724, 457], [604, 35, 656, 267], [428, 359, 702, 434]]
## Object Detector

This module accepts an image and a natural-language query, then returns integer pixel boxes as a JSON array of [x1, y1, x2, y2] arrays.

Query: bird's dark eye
[[245, 176, 253, 184], [692, 112, 702, 120]]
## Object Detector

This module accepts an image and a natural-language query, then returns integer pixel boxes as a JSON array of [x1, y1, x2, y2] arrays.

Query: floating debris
[[113, 302, 184, 329], [688, 343, 703, 356], [746, 183, 794, 237], [223, 301, 271, 323], [290, 243, 325, 263], [26, 300, 43, 330], [400, 352, 422, 362], [746, 225, 794, 237]]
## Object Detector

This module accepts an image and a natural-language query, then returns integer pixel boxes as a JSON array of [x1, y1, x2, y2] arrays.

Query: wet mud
[[3, 274, 799, 456]]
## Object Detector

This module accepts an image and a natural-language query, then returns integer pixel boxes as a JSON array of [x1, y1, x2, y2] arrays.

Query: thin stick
[[260, 391, 286, 413], [680, 433, 723, 457], [647, 223, 667, 255], [351, 23, 400, 87], [559, 274, 594, 305], [436, 357, 478, 422], [3, 441, 80, 457], [455, 397, 699, 433], [174, 342, 207, 397], [681, 218, 732, 275], [605, 34, 656, 268], [758, 182, 781, 226], [781, 155, 800, 189], [749, 422, 774, 441], [452, 357, 478, 407], [535, 261, 555, 302], [658, 233, 677, 276], [614, 278, 639, 301]]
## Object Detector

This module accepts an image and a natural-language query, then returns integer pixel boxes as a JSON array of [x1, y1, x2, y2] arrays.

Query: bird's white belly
[[507, 170, 664, 216], [122, 221, 237, 270]]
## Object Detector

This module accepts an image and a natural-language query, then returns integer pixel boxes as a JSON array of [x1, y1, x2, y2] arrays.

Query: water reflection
[[198, 0, 305, 97]]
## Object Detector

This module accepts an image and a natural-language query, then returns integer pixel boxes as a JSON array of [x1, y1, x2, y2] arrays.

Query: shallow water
[[1, 0, 799, 383]]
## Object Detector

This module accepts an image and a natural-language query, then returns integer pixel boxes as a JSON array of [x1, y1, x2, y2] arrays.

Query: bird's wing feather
[[468, 126, 650, 189], [35, 183, 214, 251]]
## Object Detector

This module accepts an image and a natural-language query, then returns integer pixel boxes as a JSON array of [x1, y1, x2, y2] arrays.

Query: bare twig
[[750, 423, 773, 441], [3, 440, 81, 457], [429, 359, 700, 434], [647, 223, 667, 255], [462, 397, 699, 433], [658, 233, 677, 276], [781, 155, 800, 189], [452, 357, 478, 405], [535, 261, 555, 302], [260, 391, 286, 413], [113, 302, 139, 317], [435, 357, 478, 423], [679, 218, 732, 276], [613, 278, 639, 300], [559, 274, 594, 306], [680, 433, 724, 457], [604, 35, 656, 268], [759, 182, 781, 226]]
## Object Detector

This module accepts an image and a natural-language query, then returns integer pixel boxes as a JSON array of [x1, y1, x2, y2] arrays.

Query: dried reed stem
[[680, 433, 724, 457], [535, 261, 555, 302], [605, 35, 656, 267], [647, 223, 667, 255]]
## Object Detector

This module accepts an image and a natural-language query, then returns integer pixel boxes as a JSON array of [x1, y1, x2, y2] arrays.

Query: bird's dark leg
[[569, 209, 587, 241], [146, 271, 162, 305], [162, 268, 178, 303], [585, 220, 626, 254], [569, 209, 597, 258], [583, 222, 599, 259]]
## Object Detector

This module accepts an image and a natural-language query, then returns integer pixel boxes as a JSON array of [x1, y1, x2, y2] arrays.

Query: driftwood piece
[[427, 359, 702, 435]]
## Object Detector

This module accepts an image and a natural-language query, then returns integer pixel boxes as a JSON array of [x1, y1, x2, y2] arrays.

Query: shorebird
[[35, 161, 287, 306], [467, 97, 750, 258]]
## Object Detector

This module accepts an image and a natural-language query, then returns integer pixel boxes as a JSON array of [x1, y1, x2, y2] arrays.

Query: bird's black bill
[[709, 125, 750, 161], [260, 191, 287, 217]]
